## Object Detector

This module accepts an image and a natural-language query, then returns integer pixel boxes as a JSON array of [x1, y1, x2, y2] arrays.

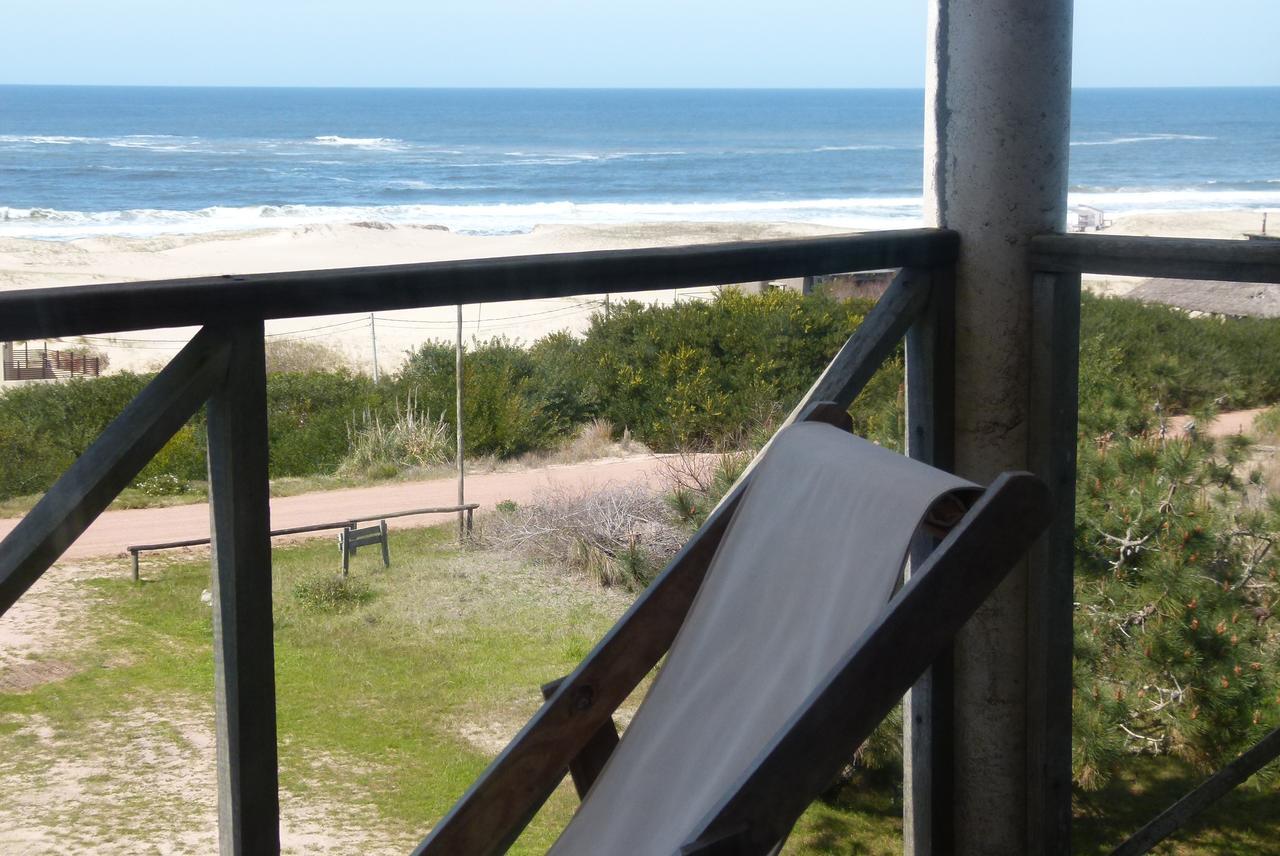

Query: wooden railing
[[2, 342, 101, 380], [1028, 231, 1280, 856], [3, 226, 1273, 854], [0, 228, 961, 855]]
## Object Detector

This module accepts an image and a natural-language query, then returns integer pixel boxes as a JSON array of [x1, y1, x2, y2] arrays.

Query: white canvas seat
[[549, 422, 976, 854]]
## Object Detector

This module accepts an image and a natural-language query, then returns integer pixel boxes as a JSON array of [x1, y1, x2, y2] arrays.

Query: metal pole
[[456, 305, 465, 543], [369, 313, 380, 382]]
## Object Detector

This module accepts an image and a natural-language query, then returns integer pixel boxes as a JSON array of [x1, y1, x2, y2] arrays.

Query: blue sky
[[3, 1, 1277, 88]]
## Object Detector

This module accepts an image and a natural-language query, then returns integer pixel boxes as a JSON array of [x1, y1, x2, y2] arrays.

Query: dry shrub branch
[[483, 484, 686, 590]]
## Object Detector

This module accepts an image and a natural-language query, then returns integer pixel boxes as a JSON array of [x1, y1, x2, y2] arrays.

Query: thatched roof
[[1127, 278, 1280, 318]]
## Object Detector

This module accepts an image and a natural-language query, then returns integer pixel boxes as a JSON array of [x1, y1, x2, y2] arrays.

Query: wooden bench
[[339, 520, 389, 575]]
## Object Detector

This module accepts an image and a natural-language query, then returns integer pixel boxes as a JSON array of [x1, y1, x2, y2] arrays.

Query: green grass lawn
[[1, 522, 1272, 853]]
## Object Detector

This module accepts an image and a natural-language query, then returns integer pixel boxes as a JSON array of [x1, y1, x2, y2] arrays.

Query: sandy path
[[1169, 407, 1268, 438], [0, 454, 675, 560]]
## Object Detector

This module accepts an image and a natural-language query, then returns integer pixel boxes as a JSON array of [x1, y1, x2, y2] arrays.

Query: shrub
[[132, 473, 191, 496], [293, 574, 375, 613], [483, 485, 686, 591], [264, 338, 352, 374], [397, 337, 555, 458], [136, 424, 207, 483], [1072, 432, 1280, 788], [265, 370, 388, 477], [526, 331, 600, 436], [338, 396, 451, 477], [0, 373, 151, 498], [578, 289, 896, 450]]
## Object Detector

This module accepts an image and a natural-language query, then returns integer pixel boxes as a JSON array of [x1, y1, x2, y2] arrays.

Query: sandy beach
[[0, 220, 842, 375], [0, 209, 1273, 375]]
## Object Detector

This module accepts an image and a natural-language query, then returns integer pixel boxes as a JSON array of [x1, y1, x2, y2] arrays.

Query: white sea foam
[[813, 145, 898, 152], [1069, 188, 1280, 211], [312, 135, 407, 151], [1071, 133, 1216, 147], [0, 134, 95, 145], [0, 197, 921, 239], [3, 187, 1277, 241]]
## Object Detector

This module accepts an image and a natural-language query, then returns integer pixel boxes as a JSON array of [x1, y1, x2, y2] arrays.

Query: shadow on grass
[[785, 769, 901, 855], [1074, 755, 1280, 855]]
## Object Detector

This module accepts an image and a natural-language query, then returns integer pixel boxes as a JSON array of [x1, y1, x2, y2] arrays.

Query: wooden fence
[[2, 342, 101, 381]]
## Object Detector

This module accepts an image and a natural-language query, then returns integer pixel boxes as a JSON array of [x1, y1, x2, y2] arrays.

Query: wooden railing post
[[206, 320, 280, 856], [1027, 270, 1081, 854], [903, 264, 956, 854]]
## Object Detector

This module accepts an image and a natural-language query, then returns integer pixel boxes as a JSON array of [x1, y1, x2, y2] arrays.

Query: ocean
[[1, 86, 1277, 239]]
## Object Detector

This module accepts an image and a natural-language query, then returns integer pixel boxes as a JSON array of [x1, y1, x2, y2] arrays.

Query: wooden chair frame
[[417, 402, 1052, 855]]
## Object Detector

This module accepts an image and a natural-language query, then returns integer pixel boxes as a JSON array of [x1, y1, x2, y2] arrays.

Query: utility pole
[[369, 314, 380, 383], [455, 305, 465, 542]]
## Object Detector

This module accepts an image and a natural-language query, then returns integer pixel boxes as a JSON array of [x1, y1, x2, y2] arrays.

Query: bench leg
[[379, 520, 390, 568]]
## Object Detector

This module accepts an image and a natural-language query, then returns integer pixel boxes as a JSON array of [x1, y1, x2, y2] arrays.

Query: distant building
[[1068, 205, 1110, 232]]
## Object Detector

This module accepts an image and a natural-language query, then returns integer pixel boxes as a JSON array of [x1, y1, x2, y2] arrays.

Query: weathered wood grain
[[207, 322, 280, 856], [539, 676, 621, 799], [0, 230, 958, 341], [1027, 271, 1082, 856], [903, 264, 957, 854], [1030, 233, 1280, 283]]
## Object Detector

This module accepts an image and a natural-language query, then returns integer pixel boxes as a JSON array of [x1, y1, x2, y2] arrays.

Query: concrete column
[[922, 1, 1072, 854]]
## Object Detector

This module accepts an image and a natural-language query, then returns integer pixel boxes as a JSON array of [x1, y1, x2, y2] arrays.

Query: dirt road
[[0, 454, 676, 561], [3, 405, 1272, 562]]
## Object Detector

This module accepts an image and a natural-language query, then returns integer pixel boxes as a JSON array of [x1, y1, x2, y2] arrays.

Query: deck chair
[[420, 404, 1052, 855]]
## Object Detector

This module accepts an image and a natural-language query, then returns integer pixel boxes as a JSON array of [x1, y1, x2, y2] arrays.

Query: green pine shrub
[[397, 337, 556, 458], [579, 289, 897, 450], [265, 370, 388, 477]]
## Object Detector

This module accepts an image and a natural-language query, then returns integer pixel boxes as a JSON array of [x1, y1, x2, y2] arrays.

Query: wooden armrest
[[540, 676, 621, 799]]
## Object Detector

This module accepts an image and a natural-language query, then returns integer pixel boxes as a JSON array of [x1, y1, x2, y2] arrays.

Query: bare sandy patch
[[0, 700, 405, 855], [0, 561, 113, 686]]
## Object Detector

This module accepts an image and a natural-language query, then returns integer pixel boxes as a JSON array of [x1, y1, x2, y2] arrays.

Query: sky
[[1, 0, 1277, 88]]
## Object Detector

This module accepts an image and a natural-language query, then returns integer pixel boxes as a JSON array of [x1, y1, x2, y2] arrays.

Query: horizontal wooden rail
[[352, 503, 479, 523], [126, 504, 482, 580], [0, 229, 958, 341], [1109, 725, 1280, 856], [125, 504, 482, 556], [414, 264, 946, 855], [1030, 233, 1280, 283]]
